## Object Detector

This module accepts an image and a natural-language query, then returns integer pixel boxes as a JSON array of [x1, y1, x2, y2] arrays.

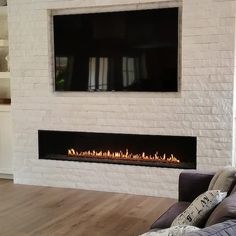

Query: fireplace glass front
[[38, 130, 196, 169]]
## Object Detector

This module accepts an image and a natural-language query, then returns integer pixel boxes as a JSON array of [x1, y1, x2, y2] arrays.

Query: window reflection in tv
[[53, 8, 179, 92]]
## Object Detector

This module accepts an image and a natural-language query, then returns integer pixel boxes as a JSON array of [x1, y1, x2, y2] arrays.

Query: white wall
[[8, 0, 236, 198]]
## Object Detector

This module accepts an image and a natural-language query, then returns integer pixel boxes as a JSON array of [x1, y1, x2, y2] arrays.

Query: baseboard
[[0, 173, 13, 179]]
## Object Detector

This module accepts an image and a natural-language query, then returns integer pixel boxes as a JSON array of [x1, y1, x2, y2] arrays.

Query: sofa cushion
[[185, 220, 236, 236], [208, 167, 236, 193], [171, 190, 227, 227], [150, 202, 190, 229], [205, 191, 236, 227]]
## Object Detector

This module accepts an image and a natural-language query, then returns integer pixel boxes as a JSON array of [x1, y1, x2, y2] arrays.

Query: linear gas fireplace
[[38, 130, 196, 169]]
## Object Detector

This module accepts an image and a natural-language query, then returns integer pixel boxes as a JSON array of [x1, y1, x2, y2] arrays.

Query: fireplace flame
[[67, 148, 180, 164]]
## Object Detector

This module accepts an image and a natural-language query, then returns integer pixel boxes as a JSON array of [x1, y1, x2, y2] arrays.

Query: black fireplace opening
[[38, 130, 196, 169]]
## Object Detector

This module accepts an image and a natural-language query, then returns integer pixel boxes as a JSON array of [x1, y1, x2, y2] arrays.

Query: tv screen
[[53, 8, 179, 92]]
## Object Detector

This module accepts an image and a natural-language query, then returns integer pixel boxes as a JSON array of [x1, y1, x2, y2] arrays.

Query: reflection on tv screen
[[53, 8, 179, 92]]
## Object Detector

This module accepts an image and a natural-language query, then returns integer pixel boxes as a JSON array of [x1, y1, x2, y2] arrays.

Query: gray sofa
[[150, 171, 236, 235]]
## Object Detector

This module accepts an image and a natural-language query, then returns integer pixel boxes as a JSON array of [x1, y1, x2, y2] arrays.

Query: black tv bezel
[[52, 7, 181, 93]]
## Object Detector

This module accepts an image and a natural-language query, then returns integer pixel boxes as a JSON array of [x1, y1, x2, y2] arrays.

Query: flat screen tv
[[53, 8, 179, 92]]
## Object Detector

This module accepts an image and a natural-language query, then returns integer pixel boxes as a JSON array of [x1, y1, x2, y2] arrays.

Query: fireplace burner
[[38, 130, 196, 169]]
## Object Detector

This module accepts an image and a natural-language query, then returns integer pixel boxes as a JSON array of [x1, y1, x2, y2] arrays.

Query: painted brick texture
[[8, 0, 236, 198]]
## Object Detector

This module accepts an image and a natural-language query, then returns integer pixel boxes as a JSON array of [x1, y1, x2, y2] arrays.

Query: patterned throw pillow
[[140, 225, 200, 236], [171, 190, 227, 227]]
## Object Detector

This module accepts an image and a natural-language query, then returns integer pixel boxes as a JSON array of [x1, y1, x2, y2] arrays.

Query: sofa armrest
[[150, 202, 190, 229], [179, 171, 215, 202]]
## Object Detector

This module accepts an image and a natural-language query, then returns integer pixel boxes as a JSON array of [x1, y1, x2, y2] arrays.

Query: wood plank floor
[[0, 179, 176, 236]]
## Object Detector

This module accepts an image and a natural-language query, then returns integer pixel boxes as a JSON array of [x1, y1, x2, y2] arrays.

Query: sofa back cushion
[[179, 171, 214, 202], [205, 191, 236, 227]]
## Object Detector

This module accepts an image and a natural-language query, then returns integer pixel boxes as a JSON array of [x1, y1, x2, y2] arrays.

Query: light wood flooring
[[0, 179, 176, 236]]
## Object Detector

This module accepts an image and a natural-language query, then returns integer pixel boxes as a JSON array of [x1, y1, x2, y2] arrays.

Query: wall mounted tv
[[53, 8, 179, 92]]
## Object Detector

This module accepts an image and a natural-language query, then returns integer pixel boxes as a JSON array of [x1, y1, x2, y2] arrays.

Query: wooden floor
[[0, 179, 176, 236]]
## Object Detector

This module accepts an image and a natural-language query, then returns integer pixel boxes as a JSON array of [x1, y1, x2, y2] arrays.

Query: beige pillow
[[140, 225, 200, 236], [171, 190, 227, 227], [208, 169, 223, 190], [208, 167, 236, 192]]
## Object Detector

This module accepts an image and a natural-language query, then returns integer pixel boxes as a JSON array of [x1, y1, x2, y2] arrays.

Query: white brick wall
[[8, 0, 236, 198]]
